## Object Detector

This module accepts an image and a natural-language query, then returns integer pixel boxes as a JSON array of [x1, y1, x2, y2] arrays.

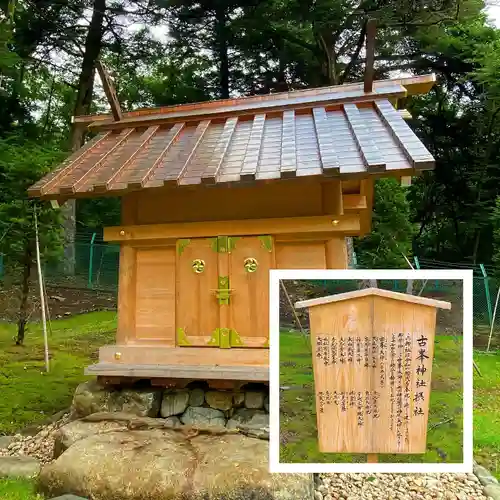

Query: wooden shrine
[[295, 288, 451, 455], [28, 74, 437, 387]]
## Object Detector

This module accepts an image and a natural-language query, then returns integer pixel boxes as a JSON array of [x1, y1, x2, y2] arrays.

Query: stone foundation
[[71, 380, 270, 439]]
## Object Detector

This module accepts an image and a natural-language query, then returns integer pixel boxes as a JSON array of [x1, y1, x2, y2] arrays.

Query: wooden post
[[34, 208, 50, 372], [364, 19, 377, 93], [96, 60, 122, 121]]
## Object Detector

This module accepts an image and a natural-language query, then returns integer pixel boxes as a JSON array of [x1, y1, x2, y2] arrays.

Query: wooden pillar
[[325, 237, 348, 269], [116, 244, 136, 344]]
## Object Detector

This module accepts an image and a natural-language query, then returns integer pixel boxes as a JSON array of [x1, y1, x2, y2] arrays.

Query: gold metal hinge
[[211, 236, 239, 253], [213, 275, 232, 305], [177, 327, 191, 346], [230, 329, 244, 347], [207, 328, 244, 348], [258, 235, 273, 252], [177, 239, 191, 256]]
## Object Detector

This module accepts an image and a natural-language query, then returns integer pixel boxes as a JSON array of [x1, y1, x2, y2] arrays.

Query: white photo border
[[269, 269, 474, 474]]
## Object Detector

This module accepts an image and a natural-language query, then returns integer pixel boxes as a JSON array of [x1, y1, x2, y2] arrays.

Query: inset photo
[[269, 270, 473, 474]]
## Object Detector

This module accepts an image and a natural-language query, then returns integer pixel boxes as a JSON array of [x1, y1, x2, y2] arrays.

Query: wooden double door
[[175, 235, 274, 348]]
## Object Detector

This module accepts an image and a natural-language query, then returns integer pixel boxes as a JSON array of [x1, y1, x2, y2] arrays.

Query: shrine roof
[[28, 75, 436, 200], [294, 288, 452, 310]]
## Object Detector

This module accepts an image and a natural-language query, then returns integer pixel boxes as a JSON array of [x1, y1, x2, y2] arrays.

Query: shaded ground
[[279, 330, 466, 466], [0, 284, 116, 323]]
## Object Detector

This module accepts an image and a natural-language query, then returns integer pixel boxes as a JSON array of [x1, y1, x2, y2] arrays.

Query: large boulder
[[71, 381, 115, 418], [53, 413, 183, 459], [0, 455, 41, 478], [53, 419, 128, 459], [71, 382, 162, 419], [38, 429, 312, 500]]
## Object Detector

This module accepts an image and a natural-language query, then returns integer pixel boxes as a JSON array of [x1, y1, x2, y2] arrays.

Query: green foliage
[[407, 19, 500, 263], [490, 196, 500, 271], [0, 138, 65, 271], [355, 179, 416, 268]]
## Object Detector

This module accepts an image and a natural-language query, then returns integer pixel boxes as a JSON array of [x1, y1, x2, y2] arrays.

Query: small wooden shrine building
[[28, 74, 436, 386]]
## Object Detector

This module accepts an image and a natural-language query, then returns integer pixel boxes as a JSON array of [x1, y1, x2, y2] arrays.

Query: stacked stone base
[[71, 380, 270, 439]]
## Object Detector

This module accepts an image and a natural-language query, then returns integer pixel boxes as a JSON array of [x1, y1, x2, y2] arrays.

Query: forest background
[[2, 0, 500, 321]]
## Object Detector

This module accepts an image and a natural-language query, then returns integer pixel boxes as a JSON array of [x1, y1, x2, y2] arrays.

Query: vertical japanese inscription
[[396, 333, 404, 448], [363, 336, 370, 368], [339, 337, 346, 364], [379, 336, 386, 387], [403, 333, 412, 445], [414, 334, 429, 418], [389, 333, 396, 431], [313, 326, 432, 451]]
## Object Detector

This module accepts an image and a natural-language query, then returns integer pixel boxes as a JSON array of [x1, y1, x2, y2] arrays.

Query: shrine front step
[[85, 363, 269, 382]]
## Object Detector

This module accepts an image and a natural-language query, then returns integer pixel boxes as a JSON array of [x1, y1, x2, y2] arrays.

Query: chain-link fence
[[0, 235, 499, 349]]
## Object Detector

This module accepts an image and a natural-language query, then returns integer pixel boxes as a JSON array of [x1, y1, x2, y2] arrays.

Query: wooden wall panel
[[134, 246, 176, 344], [134, 179, 327, 225], [275, 242, 327, 269], [121, 192, 138, 225]]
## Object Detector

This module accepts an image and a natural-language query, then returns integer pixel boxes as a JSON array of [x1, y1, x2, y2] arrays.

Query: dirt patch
[[0, 284, 116, 322], [431, 376, 460, 392], [280, 430, 300, 446]]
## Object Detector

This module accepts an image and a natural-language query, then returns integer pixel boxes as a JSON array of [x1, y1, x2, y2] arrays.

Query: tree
[[0, 137, 65, 344], [355, 178, 416, 269], [407, 18, 500, 263], [490, 196, 500, 272]]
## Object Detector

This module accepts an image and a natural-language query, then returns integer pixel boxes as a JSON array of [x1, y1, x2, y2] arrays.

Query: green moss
[[0, 311, 116, 435], [0, 478, 42, 500], [474, 350, 500, 479], [279, 331, 469, 465]]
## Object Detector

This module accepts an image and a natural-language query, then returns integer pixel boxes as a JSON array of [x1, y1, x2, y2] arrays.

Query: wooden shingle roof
[[28, 75, 436, 200]]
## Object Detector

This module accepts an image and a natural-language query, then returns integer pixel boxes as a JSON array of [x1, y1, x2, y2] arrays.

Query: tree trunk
[[472, 230, 481, 265], [406, 279, 414, 295], [71, 0, 106, 147], [345, 237, 355, 268], [64, 0, 106, 276], [214, 4, 229, 99], [17, 242, 32, 345]]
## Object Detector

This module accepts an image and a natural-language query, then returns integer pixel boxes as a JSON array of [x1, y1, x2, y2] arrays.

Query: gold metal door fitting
[[192, 259, 205, 273], [244, 257, 258, 273]]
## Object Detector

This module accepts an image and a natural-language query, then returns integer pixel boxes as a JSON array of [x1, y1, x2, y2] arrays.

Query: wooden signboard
[[295, 288, 451, 455]]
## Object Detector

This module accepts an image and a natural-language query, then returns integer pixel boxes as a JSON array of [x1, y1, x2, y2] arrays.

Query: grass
[[0, 310, 498, 498], [473, 350, 500, 479], [0, 311, 116, 435], [0, 478, 43, 500], [279, 330, 493, 468]]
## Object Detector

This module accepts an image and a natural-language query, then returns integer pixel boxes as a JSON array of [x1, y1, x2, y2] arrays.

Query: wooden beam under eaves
[[96, 60, 123, 121]]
